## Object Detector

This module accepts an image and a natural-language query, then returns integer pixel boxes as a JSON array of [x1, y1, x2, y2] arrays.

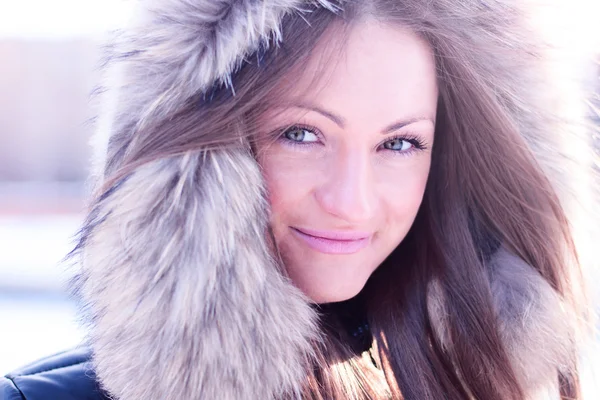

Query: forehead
[[276, 19, 439, 123]]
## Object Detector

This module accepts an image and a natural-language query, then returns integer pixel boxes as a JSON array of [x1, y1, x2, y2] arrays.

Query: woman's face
[[256, 20, 438, 303]]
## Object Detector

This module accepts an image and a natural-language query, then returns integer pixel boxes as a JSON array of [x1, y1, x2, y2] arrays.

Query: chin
[[282, 249, 379, 304], [300, 279, 368, 304]]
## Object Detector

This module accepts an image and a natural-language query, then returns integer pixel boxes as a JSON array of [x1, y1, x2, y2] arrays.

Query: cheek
[[257, 148, 321, 226], [378, 158, 430, 209], [375, 159, 431, 239]]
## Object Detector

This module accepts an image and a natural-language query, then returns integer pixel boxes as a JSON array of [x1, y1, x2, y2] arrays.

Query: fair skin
[[256, 20, 438, 303]]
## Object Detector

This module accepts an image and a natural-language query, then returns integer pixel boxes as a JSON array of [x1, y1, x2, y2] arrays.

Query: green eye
[[383, 138, 413, 151], [282, 127, 318, 143]]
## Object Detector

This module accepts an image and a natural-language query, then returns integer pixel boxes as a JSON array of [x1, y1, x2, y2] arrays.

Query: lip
[[291, 227, 372, 255]]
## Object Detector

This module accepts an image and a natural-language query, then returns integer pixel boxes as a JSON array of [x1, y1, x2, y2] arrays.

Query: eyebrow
[[294, 103, 435, 133]]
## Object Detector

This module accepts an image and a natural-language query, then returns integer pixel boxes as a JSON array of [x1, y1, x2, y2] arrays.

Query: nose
[[314, 147, 377, 224]]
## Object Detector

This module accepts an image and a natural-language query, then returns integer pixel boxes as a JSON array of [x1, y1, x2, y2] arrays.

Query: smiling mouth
[[291, 227, 372, 255]]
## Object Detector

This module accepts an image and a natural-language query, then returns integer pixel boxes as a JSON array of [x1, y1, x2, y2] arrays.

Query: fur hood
[[71, 0, 598, 399]]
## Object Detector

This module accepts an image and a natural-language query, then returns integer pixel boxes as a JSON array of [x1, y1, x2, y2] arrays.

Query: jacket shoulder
[[1, 347, 109, 400]]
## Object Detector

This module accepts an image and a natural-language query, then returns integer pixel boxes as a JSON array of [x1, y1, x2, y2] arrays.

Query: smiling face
[[255, 20, 438, 303]]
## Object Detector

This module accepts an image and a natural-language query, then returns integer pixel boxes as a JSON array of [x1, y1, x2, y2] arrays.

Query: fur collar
[[71, 0, 597, 398]]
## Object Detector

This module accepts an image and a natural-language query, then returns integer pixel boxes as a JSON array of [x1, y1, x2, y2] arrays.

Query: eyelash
[[277, 125, 428, 155], [384, 134, 428, 154]]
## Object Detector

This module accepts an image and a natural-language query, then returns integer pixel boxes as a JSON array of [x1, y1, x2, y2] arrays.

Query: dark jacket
[[1, 348, 107, 400]]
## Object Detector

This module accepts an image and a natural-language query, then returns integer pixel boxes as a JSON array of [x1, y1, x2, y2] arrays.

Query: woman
[[2, 0, 597, 399]]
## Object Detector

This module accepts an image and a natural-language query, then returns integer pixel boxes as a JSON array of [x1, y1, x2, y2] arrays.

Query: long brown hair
[[98, 1, 590, 398]]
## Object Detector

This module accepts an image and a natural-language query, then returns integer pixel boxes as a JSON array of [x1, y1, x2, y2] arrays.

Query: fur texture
[[72, 0, 597, 399], [76, 150, 319, 399], [427, 249, 578, 399]]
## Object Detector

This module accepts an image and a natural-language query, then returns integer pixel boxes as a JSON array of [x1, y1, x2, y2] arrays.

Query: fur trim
[[91, 0, 335, 178], [75, 150, 318, 399], [428, 248, 577, 399], [73, 0, 597, 398]]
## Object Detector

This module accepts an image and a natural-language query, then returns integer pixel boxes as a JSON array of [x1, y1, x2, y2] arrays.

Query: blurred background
[[0, 0, 599, 380], [0, 0, 133, 374]]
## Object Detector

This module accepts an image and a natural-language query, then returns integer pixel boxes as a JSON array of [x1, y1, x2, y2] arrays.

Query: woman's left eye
[[382, 138, 414, 151]]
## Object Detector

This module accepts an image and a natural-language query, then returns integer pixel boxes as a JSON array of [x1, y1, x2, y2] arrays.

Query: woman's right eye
[[281, 126, 319, 143]]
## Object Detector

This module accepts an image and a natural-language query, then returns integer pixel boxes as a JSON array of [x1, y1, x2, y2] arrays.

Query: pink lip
[[291, 227, 372, 255]]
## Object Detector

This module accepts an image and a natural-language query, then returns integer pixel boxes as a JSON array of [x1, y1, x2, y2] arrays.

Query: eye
[[281, 126, 319, 143], [379, 135, 427, 155], [383, 138, 414, 151]]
